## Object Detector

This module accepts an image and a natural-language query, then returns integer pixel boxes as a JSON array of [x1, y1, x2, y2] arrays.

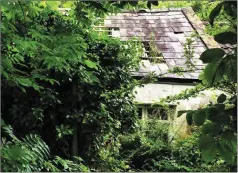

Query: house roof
[[99, 8, 220, 80]]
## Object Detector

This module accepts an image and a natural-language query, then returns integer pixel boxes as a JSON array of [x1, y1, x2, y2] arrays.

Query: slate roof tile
[[192, 59, 204, 66], [162, 52, 178, 58], [174, 59, 187, 65], [165, 59, 176, 67], [158, 63, 169, 73], [150, 64, 161, 73], [172, 26, 192, 32], [153, 12, 167, 16]]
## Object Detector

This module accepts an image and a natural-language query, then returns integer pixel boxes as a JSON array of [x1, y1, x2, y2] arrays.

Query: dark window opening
[[137, 107, 143, 119], [147, 107, 168, 120], [142, 41, 150, 58], [113, 27, 120, 31], [108, 27, 120, 36], [108, 28, 113, 36]]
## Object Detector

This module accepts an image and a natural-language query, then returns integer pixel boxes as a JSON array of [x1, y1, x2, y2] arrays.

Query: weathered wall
[[134, 83, 224, 140], [134, 83, 194, 104]]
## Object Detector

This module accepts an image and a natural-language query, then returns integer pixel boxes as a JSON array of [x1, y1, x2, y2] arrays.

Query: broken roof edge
[[181, 7, 221, 49]]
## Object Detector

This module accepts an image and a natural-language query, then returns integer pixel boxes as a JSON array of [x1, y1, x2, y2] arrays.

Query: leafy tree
[[1, 1, 144, 171]]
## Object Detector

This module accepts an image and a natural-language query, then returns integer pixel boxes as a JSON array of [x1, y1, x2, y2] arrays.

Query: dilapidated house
[[59, 7, 226, 138], [95, 7, 227, 139]]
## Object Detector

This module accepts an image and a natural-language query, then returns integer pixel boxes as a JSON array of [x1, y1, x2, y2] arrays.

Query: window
[[137, 107, 143, 119], [141, 41, 150, 58], [136, 104, 176, 121], [108, 27, 120, 38], [147, 107, 168, 120]]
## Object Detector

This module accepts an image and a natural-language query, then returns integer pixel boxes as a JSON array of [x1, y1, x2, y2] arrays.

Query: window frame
[[136, 103, 176, 122]]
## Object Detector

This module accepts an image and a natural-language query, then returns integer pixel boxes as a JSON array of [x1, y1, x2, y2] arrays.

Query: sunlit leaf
[[209, 2, 224, 26], [84, 60, 98, 70]]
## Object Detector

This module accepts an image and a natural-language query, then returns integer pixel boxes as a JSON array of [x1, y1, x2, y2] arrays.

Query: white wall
[[134, 83, 194, 104]]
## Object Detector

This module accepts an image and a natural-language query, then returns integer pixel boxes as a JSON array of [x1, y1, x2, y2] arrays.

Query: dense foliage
[[182, 1, 237, 164], [118, 119, 235, 172], [1, 1, 143, 171], [160, 0, 237, 166], [1, 0, 237, 172]]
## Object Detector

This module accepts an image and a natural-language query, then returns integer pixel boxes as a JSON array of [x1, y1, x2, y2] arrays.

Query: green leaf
[[214, 32, 237, 45], [221, 130, 237, 148], [209, 2, 224, 26], [213, 114, 231, 125], [193, 110, 207, 126], [200, 48, 225, 63], [186, 111, 193, 126], [203, 58, 225, 84], [63, 162, 69, 170], [84, 60, 98, 70], [45, 1, 61, 10], [198, 135, 217, 162], [215, 103, 225, 113], [207, 107, 218, 121], [223, 55, 237, 82], [202, 122, 221, 135], [1, 118, 6, 126], [207, 105, 230, 124], [217, 141, 234, 163], [16, 78, 33, 87], [217, 94, 227, 103], [147, 2, 152, 9], [201, 146, 217, 162], [8, 145, 24, 160]]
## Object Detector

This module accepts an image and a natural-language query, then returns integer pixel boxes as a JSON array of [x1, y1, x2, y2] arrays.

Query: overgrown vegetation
[[119, 120, 235, 172], [1, 1, 143, 171], [1, 0, 237, 172], [161, 0, 237, 166]]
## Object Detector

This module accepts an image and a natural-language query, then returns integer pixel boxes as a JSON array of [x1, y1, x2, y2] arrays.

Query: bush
[[117, 119, 236, 172]]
